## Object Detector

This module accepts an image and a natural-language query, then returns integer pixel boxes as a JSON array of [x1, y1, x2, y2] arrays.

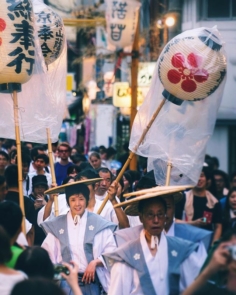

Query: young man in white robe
[[103, 191, 204, 295], [41, 180, 117, 295]]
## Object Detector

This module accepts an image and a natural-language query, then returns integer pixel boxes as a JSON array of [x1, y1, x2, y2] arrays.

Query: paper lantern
[[0, 0, 35, 90], [158, 28, 227, 105], [33, 0, 65, 66], [105, 0, 141, 49]]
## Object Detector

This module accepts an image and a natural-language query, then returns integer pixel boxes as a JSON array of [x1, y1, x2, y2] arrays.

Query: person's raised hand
[[107, 181, 118, 204]]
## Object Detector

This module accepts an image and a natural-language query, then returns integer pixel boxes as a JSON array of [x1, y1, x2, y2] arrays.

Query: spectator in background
[[9, 150, 17, 165], [55, 143, 73, 185], [0, 151, 9, 176], [213, 169, 229, 200], [21, 154, 31, 197], [89, 152, 103, 170], [0, 175, 7, 202], [29, 145, 47, 174], [25, 142, 33, 151], [28, 154, 52, 190], [66, 165, 80, 178], [118, 142, 129, 167], [0, 202, 25, 268], [15, 247, 54, 279], [176, 166, 222, 244], [0, 226, 27, 295], [3, 140, 16, 154], [222, 188, 236, 235]]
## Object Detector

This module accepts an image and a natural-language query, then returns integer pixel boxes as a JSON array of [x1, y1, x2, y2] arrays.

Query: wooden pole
[[13, 91, 26, 235], [129, 13, 140, 171], [97, 97, 166, 214], [165, 162, 172, 186], [46, 128, 59, 217]]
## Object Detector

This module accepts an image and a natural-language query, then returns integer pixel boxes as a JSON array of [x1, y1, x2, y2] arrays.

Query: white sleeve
[[179, 246, 206, 291], [41, 232, 62, 264], [108, 262, 133, 295], [93, 228, 117, 267]]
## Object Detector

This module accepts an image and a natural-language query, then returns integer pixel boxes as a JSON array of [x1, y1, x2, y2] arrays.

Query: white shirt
[[109, 230, 201, 295], [0, 272, 27, 295], [41, 209, 117, 292]]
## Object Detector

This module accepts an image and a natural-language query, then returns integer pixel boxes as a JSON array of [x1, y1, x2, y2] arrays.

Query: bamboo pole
[[129, 13, 140, 171], [46, 128, 59, 217], [13, 91, 26, 235], [97, 97, 166, 215], [165, 161, 172, 186]]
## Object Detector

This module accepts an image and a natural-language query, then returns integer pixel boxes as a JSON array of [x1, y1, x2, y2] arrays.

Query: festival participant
[[103, 191, 203, 295], [41, 180, 117, 295], [76, 169, 129, 228]]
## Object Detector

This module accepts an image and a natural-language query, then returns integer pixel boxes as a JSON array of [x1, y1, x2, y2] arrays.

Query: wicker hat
[[44, 178, 102, 195], [114, 186, 192, 216]]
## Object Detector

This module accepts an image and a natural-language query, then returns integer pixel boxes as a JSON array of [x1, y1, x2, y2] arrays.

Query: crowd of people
[[0, 137, 236, 295]]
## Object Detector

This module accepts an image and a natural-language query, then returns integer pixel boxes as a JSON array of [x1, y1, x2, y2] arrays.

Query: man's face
[[34, 159, 46, 171], [0, 181, 7, 201], [165, 196, 175, 230], [195, 172, 208, 190], [140, 200, 166, 237], [58, 146, 70, 160], [96, 171, 112, 195], [0, 155, 8, 170], [214, 174, 225, 194], [69, 194, 87, 217]]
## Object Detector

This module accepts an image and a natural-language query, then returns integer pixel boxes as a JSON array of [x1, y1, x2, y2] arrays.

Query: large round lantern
[[158, 28, 227, 105], [32, 0, 65, 66], [0, 0, 35, 91], [105, 0, 141, 49]]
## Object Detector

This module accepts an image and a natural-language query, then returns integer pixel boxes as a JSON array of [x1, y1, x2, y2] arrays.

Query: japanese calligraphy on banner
[[0, 0, 35, 85], [113, 82, 144, 107], [105, 0, 141, 50], [138, 62, 156, 87], [33, 0, 65, 66]]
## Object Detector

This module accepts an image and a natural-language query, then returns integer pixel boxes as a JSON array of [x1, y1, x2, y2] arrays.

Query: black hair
[[10, 278, 65, 295], [71, 154, 87, 165], [138, 197, 167, 214], [21, 153, 31, 167], [4, 164, 18, 188], [211, 156, 220, 169], [0, 150, 9, 161], [0, 175, 5, 186], [0, 226, 12, 264], [97, 167, 113, 180], [34, 154, 49, 165], [76, 168, 99, 181], [9, 149, 17, 160], [223, 188, 236, 223], [0, 201, 22, 238], [62, 176, 74, 185], [30, 145, 45, 161], [67, 165, 81, 176], [213, 169, 230, 189], [78, 162, 93, 172], [66, 183, 90, 207], [230, 171, 236, 183], [201, 166, 212, 181], [15, 247, 54, 279]]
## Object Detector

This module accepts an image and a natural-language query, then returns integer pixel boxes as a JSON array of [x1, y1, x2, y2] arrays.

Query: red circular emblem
[[167, 52, 209, 93]]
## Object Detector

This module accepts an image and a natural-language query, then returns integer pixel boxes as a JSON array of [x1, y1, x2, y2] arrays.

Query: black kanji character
[[10, 20, 34, 51], [110, 24, 126, 41], [7, 46, 35, 75], [35, 11, 51, 24], [38, 25, 54, 41], [41, 42, 52, 57], [7, 0, 32, 21], [112, 1, 127, 19]]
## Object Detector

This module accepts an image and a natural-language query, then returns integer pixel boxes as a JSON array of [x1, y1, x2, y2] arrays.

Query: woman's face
[[90, 156, 101, 170], [229, 192, 236, 210], [69, 194, 87, 217], [123, 176, 130, 192]]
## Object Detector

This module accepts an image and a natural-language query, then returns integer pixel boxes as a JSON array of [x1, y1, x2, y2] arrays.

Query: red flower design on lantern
[[167, 52, 209, 92], [0, 18, 6, 46]]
